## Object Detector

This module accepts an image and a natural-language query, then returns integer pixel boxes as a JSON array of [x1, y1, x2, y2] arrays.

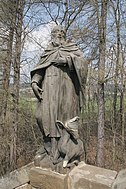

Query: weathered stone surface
[[0, 161, 119, 189], [30, 167, 67, 189], [68, 162, 117, 189], [15, 183, 32, 189], [0, 162, 34, 189], [112, 169, 126, 189]]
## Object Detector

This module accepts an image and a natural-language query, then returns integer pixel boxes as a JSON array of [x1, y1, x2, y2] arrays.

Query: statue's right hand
[[32, 83, 43, 101]]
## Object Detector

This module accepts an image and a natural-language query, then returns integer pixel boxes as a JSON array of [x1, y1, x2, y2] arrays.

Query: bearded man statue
[[31, 25, 88, 160]]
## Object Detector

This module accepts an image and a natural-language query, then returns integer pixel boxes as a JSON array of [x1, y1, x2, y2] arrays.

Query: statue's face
[[51, 26, 66, 40], [53, 29, 65, 39]]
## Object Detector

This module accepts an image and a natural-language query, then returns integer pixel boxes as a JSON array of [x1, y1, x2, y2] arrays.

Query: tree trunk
[[96, 0, 107, 167], [120, 47, 125, 149], [1, 0, 16, 130], [112, 0, 120, 168], [10, 0, 25, 170]]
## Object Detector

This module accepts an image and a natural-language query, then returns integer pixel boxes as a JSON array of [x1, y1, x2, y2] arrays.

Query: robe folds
[[31, 41, 88, 137]]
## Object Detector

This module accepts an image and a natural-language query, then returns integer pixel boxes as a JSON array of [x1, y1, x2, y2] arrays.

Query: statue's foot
[[66, 159, 79, 168], [73, 159, 79, 166], [34, 154, 46, 166], [63, 160, 68, 168], [53, 157, 63, 165]]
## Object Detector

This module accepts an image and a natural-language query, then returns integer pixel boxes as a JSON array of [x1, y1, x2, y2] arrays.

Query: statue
[[53, 117, 84, 168], [31, 25, 88, 172]]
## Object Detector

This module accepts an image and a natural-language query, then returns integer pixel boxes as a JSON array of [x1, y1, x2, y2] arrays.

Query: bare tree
[[96, 0, 108, 167], [10, 0, 25, 170], [120, 45, 125, 149], [0, 0, 16, 129]]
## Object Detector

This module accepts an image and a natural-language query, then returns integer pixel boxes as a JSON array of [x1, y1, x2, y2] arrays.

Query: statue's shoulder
[[39, 43, 54, 58], [65, 40, 81, 52], [65, 40, 78, 47], [65, 40, 84, 57], [45, 42, 54, 51]]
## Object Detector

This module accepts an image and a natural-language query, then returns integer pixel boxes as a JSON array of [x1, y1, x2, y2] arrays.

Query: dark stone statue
[[54, 117, 84, 168], [31, 25, 88, 172]]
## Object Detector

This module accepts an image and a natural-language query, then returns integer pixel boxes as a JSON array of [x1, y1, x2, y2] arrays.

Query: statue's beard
[[52, 37, 65, 46]]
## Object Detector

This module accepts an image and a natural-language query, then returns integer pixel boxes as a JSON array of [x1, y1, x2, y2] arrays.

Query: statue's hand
[[52, 57, 67, 66], [32, 82, 43, 101]]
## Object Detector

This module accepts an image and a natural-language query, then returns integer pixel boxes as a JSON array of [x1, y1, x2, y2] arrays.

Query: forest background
[[0, 0, 126, 176]]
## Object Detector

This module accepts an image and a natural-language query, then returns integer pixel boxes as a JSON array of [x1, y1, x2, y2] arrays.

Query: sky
[[20, 21, 57, 83]]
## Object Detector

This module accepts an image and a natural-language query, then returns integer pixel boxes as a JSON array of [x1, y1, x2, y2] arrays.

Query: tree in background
[[10, 0, 25, 171], [96, 0, 108, 167], [0, 0, 18, 174]]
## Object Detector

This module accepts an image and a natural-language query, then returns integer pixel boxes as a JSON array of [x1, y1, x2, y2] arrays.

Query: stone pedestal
[[68, 162, 117, 189], [15, 183, 32, 189], [29, 162, 117, 189], [30, 167, 67, 189], [112, 169, 126, 189], [0, 162, 34, 189]]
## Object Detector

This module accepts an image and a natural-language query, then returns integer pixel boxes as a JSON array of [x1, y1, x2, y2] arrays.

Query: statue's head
[[51, 25, 66, 40], [64, 116, 80, 140]]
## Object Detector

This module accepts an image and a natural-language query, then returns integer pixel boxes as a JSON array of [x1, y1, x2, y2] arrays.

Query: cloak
[[31, 41, 88, 137]]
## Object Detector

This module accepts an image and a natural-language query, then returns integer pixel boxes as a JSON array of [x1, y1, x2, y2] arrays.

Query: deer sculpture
[[53, 116, 84, 168]]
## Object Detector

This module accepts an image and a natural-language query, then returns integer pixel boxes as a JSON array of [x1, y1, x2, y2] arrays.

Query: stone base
[[68, 162, 117, 189], [29, 162, 117, 189], [15, 183, 32, 189], [30, 167, 67, 189], [0, 162, 34, 189], [112, 169, 126, 189]]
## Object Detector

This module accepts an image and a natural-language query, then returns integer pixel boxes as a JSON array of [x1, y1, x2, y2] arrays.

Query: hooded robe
[[31, 41, 88, 138]]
